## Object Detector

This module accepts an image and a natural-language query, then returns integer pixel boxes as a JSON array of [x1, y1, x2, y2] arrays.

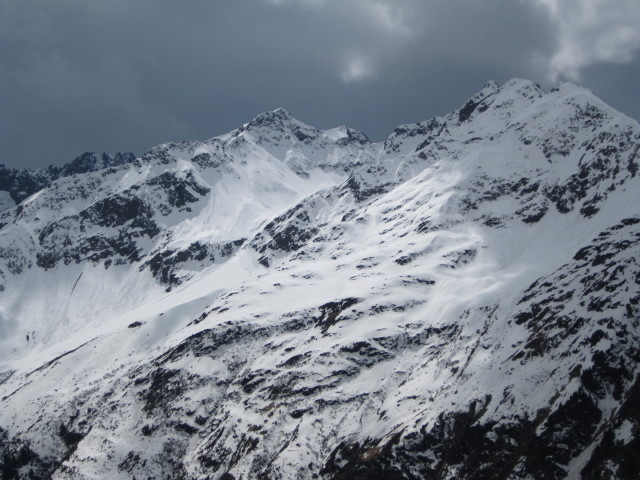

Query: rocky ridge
[[0, 152, 137, 210]]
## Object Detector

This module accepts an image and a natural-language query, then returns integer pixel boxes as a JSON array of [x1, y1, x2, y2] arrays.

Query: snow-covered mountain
[[1, 79, 639, 479]]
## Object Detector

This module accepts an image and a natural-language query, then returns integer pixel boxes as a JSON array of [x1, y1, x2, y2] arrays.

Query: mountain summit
[[1, 79, 639, 479]]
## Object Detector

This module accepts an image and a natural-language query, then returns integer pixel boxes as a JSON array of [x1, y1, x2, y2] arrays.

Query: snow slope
[[1, 79, 639, 479]]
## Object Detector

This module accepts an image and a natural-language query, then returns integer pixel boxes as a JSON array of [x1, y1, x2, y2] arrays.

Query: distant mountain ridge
[[0, 151, 136, 208], [0, 79, 639, 479]]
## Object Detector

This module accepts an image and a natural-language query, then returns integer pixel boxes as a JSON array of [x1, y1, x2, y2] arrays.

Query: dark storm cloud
[[0, 0, 638, 168]]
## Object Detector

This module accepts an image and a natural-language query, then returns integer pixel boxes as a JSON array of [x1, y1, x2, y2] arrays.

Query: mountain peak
[[457, 78, 544, 123], [236, 108, 330, 149], [322, 125, 370, 145], [501, 77, 541, 92], [246, 107, 295, 129]]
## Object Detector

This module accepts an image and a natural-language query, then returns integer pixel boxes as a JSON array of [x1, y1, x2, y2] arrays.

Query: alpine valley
[[1, 79, 639, 479]]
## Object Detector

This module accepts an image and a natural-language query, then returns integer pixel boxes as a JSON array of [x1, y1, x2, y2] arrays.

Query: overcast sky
[[1, 0, 639, 169]]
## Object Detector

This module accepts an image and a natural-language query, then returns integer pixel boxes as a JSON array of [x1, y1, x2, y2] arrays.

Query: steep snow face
[[1, 79, 640, 480], [0, 116, 356, 363]]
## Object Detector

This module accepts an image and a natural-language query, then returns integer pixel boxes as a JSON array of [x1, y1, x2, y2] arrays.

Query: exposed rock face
[[1, 79, 640, 479]]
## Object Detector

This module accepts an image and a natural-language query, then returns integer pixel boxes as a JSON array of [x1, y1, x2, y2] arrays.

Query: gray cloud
[[0, 0, 638, 168], [533, 0, 640, 81]]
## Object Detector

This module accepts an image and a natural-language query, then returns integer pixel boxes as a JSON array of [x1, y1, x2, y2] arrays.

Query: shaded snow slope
[[1, 79, 640, 479]]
